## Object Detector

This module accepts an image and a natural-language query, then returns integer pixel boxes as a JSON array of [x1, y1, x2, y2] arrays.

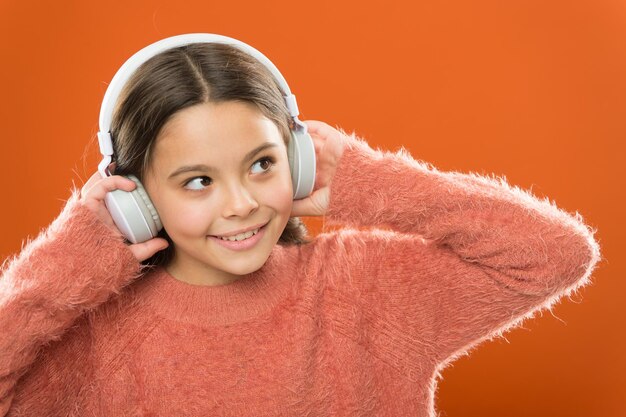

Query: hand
[[290, 120, 347, 217], [79, 165, 169, 262]]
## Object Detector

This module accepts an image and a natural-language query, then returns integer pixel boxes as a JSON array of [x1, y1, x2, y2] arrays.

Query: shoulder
[[9, 274, 161, 413], [284, 227, 421, 292], [56, 269, 163, 375], [297, 227, 419, 267]]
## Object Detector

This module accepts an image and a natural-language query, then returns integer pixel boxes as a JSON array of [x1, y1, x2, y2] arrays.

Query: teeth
[[218, 228, 260, 242]]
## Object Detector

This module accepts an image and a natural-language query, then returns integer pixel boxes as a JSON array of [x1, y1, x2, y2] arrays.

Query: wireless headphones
[[96, 33, 316, 244]]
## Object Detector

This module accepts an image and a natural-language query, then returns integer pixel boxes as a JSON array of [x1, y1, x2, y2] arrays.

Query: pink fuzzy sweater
[[0, 133, 601, 416]]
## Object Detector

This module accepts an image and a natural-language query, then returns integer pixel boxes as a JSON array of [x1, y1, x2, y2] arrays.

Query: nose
[[221, 183, 259, 218]]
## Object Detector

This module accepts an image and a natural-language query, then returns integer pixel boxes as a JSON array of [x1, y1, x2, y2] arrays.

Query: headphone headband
[[97, 33, 304, 177]]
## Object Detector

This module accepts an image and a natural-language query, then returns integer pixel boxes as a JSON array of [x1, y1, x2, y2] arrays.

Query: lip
[[211, 222, 268, 238], [208, 223, 267, 251]]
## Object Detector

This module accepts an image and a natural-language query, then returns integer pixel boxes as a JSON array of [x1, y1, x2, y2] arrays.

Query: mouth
[[207, 222, 268, 251], [209, 222, 268, 242]]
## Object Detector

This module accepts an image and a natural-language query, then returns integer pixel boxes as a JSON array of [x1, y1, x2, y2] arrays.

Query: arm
[[0, 188, 143, 415], [320, 129, 602, 374]]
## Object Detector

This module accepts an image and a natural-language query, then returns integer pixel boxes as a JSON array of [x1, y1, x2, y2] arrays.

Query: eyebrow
[[167, 142, 280, 180]]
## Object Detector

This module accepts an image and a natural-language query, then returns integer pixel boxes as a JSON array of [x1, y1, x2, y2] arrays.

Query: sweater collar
[[135, 244, 296, 326]]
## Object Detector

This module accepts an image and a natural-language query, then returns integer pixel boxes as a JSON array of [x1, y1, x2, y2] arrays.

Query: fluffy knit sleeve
[[0, 187, 143, 416], [320, 130, 602, 377]]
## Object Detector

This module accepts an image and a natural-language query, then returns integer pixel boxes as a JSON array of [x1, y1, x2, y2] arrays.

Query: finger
[[86, 175, 137, 202], [81, 171, 106, 197], [290, 198, 309, 217], [82, 171, 101, 191], [81, 161, 117, 195], [308, 132, 324, 154], [291, 190, 326, 217], [307, 121, 343, 145], [128, 238, 169, 263], [303, 120, 332, 134]]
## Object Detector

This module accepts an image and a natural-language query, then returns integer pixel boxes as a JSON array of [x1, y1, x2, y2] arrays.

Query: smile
[[216, 228, 260, 241], [208, 224, 267, 251]]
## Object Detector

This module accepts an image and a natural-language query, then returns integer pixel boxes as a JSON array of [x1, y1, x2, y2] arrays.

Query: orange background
[[1, 0, 623, 415]]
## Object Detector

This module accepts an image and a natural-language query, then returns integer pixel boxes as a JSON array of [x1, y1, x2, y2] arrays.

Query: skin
[[141, 101, 294, 286], [80, 101, 347, 286]]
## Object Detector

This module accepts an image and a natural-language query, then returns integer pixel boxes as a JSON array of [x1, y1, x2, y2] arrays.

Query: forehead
[[152, 101, 284, 165]]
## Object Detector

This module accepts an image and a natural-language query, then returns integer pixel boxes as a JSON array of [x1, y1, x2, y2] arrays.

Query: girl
[[0, 40, 601, 416]]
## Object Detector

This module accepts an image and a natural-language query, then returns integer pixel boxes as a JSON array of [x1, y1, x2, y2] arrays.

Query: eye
[[250, 156, 276, 174], [183, 176, 212, 191], [181, 156, 276, 192]]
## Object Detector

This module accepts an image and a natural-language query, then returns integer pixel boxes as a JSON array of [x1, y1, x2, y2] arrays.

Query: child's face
[[142, 100, 294, 286]]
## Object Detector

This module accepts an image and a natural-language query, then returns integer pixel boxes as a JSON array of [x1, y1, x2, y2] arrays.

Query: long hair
[[105, 42, 312, 269]]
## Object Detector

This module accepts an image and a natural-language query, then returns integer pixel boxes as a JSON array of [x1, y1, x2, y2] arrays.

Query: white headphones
[[96, 33, 316, 244]]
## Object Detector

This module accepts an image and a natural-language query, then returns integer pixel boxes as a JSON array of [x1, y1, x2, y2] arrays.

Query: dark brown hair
[[105, 42, 312, 269]]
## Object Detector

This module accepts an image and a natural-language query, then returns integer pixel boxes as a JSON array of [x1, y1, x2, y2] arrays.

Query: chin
[[223, 249, 272, 273]]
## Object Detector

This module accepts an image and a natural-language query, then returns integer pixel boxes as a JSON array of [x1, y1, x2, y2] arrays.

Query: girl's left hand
[[291, 120, 348, 217]]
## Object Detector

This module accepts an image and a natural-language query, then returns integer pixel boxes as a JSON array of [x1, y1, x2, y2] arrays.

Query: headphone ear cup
[[287, 128, 316, 200], [103, 174, 163, 244]]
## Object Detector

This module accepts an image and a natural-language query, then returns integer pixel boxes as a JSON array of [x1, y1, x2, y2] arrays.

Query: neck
[[165, 254, 243, 287]]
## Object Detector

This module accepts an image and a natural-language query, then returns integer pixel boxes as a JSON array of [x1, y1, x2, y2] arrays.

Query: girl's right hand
[[79, 169, 169, 262]]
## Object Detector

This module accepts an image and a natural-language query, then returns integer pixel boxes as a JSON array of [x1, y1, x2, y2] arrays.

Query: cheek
[[268, 169, 294, 213], [158, 195, 214, 237]]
